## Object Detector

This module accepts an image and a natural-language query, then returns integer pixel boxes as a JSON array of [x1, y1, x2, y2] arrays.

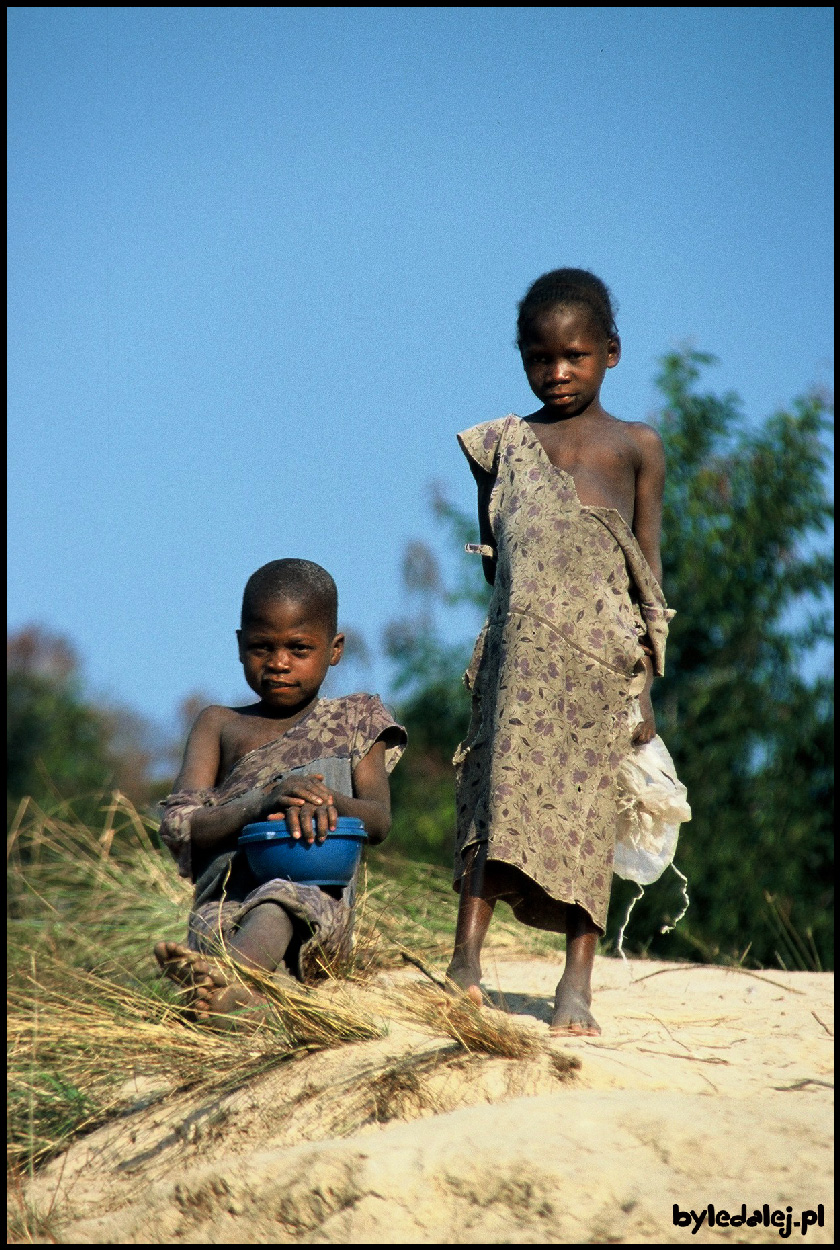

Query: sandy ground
[[16, 955, 834, 1244]]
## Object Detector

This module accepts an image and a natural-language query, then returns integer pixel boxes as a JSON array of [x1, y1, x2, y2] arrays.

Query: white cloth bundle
[[614, 734, 691, 885], [613, 725, 692, 956]]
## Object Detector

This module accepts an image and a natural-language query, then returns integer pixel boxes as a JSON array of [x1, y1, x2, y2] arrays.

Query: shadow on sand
[[483, 988, 555, 1025]]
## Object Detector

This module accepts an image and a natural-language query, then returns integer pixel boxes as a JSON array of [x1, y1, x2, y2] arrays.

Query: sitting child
[[155, 558, 406, 1017]]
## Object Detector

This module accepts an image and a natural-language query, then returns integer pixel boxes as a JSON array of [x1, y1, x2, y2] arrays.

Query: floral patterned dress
[[454, 416, 674, 933], [159, 694, 406, 981]]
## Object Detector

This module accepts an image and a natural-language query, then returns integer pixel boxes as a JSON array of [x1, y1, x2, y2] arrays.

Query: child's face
[[520, 304, 620, 417], [237, 597, 343, 713]]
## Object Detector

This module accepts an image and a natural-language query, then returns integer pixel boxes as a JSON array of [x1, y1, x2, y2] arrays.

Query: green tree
[[385, 352, 833, 968], [631, 350, 834, 967], [7, 626, 165, 819]]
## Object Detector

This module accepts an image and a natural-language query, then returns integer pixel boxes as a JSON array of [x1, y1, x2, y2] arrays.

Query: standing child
[[447, 269, 674, 1035], [155, 558, 406, 1018]]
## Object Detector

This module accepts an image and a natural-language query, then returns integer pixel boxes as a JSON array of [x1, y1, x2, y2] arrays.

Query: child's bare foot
[[154, 940, 224, 994], [153, 940, 265, 1019], [445, 957, 484, 1007], [193, 981, 269, 1023], [549, 978, 601, 1036]]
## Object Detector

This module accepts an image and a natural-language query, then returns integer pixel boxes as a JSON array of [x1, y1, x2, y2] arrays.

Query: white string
[[617, 863, 690, 960], [660, 862, 690, 934], [616, 883, 645, 961]]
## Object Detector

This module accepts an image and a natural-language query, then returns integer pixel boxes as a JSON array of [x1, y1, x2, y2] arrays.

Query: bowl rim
[[241, 815, 364, 832], [239, 823, 367, 846]]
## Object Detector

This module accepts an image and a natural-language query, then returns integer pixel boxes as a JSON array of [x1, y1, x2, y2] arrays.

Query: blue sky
[[8, 7, 834, 738]]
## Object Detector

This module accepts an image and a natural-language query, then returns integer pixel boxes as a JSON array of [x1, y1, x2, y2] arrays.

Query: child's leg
[[447, 844, 500, 1005], [227, 902, 294, 974], [190, 903, 296, 1015], [550, 904, 601, 1036], [155, 903, 296, 1017]]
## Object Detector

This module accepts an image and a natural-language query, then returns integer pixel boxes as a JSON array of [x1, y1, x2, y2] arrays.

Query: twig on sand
[[811, 1011, 833, 1037], [773, 1078, 834, 1092], [630, 965, 806, 995], [629, 963, 695, 984], [636, 1048, 729, 1065], [400, 951, 449, 989], [646, 1013, 693, 1053]]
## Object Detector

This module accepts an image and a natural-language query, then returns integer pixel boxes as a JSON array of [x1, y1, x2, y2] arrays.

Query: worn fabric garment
[[454, 415, 674, 934], [159, 694, 406, 982]]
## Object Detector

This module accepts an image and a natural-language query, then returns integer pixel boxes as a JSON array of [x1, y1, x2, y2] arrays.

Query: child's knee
[[240, 901, 294, 938]]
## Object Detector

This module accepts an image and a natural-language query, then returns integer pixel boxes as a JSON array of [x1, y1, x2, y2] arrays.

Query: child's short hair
[[517, 268, 618, 346], [241, 559, 338, 635]]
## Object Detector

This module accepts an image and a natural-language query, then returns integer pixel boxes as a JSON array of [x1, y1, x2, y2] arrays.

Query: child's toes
[[155, 942, 194, 982], [191, 986, 213, 1014]]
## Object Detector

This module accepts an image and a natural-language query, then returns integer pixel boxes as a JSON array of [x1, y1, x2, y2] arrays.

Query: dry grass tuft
[[193, 946, 386, 1048], [362, 1050, 453, 1123], [7, 791, 192, 974], [764, 891, 823, 972], [6, 1162, 65, 1245], [390, 980, 546, 1061], [9, 954, 270, 1171]]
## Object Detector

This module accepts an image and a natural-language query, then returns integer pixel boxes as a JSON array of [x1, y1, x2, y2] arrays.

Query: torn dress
[[454, 415, 674, 934]]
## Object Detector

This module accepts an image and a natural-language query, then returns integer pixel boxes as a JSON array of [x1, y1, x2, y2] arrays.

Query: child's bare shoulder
[[175, 704, 244, 791], [191, 702, 239, 728], [185, 703, 270, 781], [624, 417, 662, 448], [608, 416, 664, 465], [188, 703, 253, 745]]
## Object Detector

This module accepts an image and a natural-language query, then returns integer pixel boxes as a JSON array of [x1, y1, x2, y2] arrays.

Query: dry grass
[[7, 792, 573, 1185], [764, 891, 823, 972], [8, 951, 387, 1173], [7, 793, 386, 1174], [388, 980, 580, 1073], [7, 792, 192, 974]]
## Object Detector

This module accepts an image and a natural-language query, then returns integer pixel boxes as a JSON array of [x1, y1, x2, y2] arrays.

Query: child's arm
[[631, 426, 666, 745], [333, 740, 392, 846], [172, 708, 335, 848], [632, 424, 665, 585], [266, 741, 393, 846]]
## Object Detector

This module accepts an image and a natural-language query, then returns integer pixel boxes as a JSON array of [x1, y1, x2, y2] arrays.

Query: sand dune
[[18, 955, 834, 1244]]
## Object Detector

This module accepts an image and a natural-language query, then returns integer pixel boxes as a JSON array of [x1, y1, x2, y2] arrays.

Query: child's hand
[[631, 692, 657, 745], [263, 774, 337, 844]]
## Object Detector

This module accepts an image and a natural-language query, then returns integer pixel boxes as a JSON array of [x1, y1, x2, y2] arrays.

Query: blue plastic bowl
[[238, 817, 367, 887]]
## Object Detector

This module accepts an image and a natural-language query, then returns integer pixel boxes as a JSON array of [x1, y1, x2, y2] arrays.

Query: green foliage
[[633, 351, 834, 967], [384, 491, 490, 864], [386, 352, 833, 967], [8, 659, 112, 813], [7, 626, 168, 819]]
